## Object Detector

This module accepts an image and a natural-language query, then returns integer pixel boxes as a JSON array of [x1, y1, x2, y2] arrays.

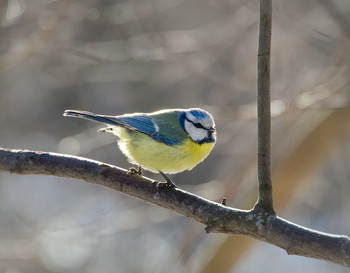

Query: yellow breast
[[116, 128, 215, 173]]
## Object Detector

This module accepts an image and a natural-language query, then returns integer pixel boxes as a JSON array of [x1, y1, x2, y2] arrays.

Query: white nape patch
[[152, 119, 159, 133], [184, 119, 207, 142]]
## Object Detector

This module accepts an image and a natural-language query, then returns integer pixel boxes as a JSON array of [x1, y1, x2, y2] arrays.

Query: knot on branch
[[246, 210, 275, 236]]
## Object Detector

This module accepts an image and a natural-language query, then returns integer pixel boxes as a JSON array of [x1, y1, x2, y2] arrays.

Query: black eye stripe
[[193, 122, 204, 129], [185, 117, 207, 130]]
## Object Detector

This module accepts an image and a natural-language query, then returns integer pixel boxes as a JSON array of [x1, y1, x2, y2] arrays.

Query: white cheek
[[184, 120, 208, 142]]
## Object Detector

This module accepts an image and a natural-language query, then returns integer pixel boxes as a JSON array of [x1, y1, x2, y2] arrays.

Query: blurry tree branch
[[318, 0, 350, 37], [1, 0, 350, 269], [0, 0, 70, 75], [0, 147, 349, 267]]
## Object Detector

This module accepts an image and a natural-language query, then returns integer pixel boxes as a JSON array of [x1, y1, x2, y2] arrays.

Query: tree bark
[[0, 147, 349, 267]]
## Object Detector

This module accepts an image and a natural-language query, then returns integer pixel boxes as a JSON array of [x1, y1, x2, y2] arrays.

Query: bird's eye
[[193, 122, 205, 129]]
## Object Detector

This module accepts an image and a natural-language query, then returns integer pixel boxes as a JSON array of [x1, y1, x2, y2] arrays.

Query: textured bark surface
[[1, 147, 349, 267]]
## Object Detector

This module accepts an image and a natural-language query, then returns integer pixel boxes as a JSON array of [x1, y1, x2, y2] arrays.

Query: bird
[[63, 108, 216, 187]]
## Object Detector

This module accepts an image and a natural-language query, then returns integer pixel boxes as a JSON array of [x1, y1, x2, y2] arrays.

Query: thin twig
[[0, 147, 349, 267], [256, 0, 274, 212]]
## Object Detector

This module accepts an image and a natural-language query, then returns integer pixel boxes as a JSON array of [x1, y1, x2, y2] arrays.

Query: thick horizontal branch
[[0, 147, 349, 267]]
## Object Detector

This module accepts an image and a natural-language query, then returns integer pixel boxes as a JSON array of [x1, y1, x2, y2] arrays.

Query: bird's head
[[181, 108, 216, 144]]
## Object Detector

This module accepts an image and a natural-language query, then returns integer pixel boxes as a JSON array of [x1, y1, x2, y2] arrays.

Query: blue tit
[[63, 108, 216, 187]]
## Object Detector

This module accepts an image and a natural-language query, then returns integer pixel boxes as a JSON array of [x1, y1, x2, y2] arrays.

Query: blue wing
[[117, 115, 180, 146], [64, 110, 182, 146]]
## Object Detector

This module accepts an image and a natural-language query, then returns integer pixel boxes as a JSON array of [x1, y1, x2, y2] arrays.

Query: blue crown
[[191, 109, 208, 118]]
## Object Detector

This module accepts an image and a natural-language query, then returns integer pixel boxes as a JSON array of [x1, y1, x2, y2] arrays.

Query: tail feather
[[63, 110, 122, 127]]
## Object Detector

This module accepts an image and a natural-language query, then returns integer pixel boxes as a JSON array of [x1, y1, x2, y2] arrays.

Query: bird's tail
[[63, 110, 122, 127]]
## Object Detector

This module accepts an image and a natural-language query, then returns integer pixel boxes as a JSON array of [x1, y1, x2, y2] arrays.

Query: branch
[[0, 147, 349, 267], [256, 0, 273, 212]]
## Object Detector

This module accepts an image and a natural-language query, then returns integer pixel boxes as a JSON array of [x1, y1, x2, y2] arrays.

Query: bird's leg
[[127, 165, 142, 175], [156, 172, 177, 188]]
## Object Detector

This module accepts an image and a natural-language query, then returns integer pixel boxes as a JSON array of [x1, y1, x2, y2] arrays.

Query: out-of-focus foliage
[[0, 0, 349, 272]]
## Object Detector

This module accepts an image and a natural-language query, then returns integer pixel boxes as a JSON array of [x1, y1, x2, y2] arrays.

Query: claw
[[127, 165, 142, 175], [156, 172, 177, 188]]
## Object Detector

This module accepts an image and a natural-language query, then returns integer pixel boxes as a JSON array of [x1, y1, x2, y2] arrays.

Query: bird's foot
[[127, 165, 142, 176], [156, 172, 177, 188]]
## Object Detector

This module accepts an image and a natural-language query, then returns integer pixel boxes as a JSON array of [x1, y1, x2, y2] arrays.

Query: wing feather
[[63, 110, 180, 146], [117, 116, 180, 146]]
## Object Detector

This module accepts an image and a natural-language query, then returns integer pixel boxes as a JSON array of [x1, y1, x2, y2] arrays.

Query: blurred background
[[0, 0, 350, 272]]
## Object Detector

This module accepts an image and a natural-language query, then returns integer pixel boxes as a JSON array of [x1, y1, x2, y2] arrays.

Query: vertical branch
[[255, 0, 274, 213]]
